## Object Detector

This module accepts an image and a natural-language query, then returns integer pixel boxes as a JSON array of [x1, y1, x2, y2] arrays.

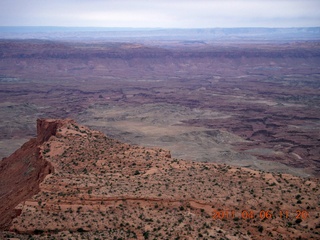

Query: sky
[[0, 0, 319, 28]]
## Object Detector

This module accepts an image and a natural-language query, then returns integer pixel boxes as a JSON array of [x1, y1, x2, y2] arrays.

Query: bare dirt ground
[[0, 119, 319, 239], [0, 40, 319, 177]]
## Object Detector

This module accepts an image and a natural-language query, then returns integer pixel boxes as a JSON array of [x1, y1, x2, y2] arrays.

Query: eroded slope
[[1, 119, 319, 239]]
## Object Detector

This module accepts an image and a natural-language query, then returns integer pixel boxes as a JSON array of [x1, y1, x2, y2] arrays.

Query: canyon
[[0, 39, 319, 177], [0, 30, 320, 239]]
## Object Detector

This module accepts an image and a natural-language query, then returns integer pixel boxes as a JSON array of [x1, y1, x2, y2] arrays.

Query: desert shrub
[[143, 231, 149, 239], [33, 229, 44, 234]]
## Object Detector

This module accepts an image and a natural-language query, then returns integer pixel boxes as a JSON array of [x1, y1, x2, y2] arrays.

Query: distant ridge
[[1, 27, 319, 41]]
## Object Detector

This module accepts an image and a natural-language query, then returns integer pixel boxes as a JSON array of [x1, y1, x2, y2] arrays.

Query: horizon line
[[1, 26, 320, 30]]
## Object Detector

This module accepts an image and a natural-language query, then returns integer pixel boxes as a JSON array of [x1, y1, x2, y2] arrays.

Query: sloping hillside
[[0, 119, 319, 239]]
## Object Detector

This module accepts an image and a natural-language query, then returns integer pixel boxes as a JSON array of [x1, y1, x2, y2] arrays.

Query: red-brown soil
[[0, 119, 319, 239]]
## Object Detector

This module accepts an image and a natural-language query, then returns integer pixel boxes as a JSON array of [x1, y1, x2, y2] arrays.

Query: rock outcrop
[[36, 118, 74, 143]]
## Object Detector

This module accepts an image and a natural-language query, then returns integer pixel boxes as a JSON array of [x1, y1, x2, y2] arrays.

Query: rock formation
[[36, 118, 74, 144], [0, 119, 60, 229], [0, 119, 319, 239]]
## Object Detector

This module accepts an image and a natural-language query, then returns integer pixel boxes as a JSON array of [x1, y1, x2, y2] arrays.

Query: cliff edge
[[0, 119, 72, 229]]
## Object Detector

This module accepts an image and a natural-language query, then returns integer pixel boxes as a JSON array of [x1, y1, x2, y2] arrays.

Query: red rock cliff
[[0, 119, 71, 229], [36, 118, 74, 143]]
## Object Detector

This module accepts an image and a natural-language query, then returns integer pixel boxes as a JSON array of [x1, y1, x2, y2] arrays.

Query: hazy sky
[[1, 0, 319, 28]]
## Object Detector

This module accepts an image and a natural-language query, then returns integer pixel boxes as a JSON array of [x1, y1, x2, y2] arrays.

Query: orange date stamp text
[[212, 209, 309, 221]]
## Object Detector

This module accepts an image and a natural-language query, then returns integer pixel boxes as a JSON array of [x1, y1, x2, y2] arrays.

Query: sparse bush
[[33, 229, 44, 234], [143, 231, 149, 239]]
